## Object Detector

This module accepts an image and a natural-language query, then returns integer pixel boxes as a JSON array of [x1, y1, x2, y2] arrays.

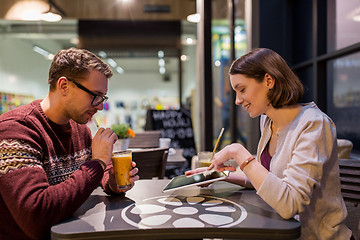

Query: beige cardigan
[[255, 102, 352, 240]]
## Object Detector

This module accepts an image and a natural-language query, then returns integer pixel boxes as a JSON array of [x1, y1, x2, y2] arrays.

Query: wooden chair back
[[132, 148, 168, 179], [129, 130, 161, 148], [339, 159, 360, 207]]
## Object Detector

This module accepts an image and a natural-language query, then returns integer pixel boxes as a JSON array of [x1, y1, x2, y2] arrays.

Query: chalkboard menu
[[145, 109, 197, 171]]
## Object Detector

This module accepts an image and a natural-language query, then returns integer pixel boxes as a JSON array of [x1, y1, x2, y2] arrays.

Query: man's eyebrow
[[93, 90, 107, 96]]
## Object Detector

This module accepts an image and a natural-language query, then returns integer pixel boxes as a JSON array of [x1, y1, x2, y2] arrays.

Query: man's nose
[[95, 104, 103, 111]]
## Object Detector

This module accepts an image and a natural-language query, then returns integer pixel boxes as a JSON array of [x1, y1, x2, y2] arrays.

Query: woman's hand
[[92, 128, 118, 165], [185, 167, 209, 176], [210, 143, 252, 172], [185, 165, 236, 188], [108, 161, 139, 194], [184, 167, 213, 187]]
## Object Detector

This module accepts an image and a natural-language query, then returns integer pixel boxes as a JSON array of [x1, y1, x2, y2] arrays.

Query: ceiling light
[[5, 0, 48, 21], [98, 51, 107, 58], [158, 59, 165, 67], [187, 13, 200, 23], [181, 34, 197, 46], [5, 0, 65, 22], [41, 11, 61, 22], [33, 45, 53, 60], [157, 50, 166, 75], [159, 67, 166, 75], [41, 0, 65, 22], [180, 55, 188, 61], [186, 38, 194, 45], [116, 66, 124, 74], [107, 58, 117, 68], [158, 50, 164, 58]]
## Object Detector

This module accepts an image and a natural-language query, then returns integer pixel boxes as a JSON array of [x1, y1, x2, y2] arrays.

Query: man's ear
[[57, 77, 70, 96], [264, 73, 275, 89]]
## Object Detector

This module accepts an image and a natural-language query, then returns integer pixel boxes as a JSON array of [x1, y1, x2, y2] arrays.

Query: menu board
[[145, 109, 197, 170]]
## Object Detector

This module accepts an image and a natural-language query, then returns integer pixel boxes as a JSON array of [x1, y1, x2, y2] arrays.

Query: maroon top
[[260, 141, 272, 171], [0, 100, 115, 240]]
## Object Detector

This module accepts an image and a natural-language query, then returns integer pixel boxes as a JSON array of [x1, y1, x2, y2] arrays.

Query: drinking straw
[[93, 117, 100, 130]]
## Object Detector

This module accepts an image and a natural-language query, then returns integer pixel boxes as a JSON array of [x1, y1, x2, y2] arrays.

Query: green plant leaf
[[110, 123, 130, 138]]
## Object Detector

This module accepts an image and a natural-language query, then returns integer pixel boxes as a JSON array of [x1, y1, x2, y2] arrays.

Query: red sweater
[[0, 100, 110, 240]]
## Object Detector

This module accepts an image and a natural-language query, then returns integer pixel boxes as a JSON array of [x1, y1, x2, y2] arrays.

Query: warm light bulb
[[187, 13, 200, 23], [186, 38, 193, 45], [180, 55, 188, 61], [5, 1, 48, 21], [41, 12, 62, 22]]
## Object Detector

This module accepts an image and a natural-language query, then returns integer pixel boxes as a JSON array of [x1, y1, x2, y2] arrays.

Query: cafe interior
[[1, 0, 360, 238]]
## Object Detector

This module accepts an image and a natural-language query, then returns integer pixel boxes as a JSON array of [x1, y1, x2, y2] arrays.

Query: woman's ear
[[264, 73, 275, 89]]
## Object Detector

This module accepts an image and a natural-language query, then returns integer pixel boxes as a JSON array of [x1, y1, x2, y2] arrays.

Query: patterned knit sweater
[[0, 100, 111, 240]]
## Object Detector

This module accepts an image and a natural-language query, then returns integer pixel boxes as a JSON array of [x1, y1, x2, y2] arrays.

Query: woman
[[187, 48, 352, 240]]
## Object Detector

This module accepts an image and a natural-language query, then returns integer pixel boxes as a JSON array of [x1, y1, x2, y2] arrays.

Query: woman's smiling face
[[230, 74, 273, 118]]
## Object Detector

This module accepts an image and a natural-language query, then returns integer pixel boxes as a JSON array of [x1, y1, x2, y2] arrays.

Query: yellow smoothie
[[111, 151, 132, 189]]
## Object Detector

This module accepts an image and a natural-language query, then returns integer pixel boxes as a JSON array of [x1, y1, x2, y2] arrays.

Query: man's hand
[[92, 127, 117, 165], [108, 161, 139, 194]]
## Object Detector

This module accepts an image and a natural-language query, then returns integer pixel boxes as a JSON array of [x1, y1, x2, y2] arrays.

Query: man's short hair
[[48, 48, 113, 91]]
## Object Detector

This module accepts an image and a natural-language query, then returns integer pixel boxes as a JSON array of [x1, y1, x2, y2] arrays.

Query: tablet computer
[[162, 171, 229, 192]]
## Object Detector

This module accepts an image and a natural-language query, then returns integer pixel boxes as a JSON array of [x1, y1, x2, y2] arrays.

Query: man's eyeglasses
[[67, 78, 108, 107]]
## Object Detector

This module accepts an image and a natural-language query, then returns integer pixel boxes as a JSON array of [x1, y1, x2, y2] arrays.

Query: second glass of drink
[[198, 151, 213, 168]]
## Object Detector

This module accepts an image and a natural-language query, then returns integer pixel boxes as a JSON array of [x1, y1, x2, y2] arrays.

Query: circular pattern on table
[[130, 204, 166, 215], [157, 197, 182, 206], [173, 206, 198, 215], [121, 195, 247, 229]]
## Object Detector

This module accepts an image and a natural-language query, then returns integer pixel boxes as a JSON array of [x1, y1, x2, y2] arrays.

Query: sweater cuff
[[100, 164, 126, 196], [81, 161, 104, 185], [257, 172, 282, 208]]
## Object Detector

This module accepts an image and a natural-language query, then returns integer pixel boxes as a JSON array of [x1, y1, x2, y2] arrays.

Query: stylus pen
[[206, 128, 228, 176], [210, 127, 224, 162]]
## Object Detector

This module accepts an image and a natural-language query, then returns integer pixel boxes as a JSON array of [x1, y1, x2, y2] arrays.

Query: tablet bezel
[[162, 171, 229, 192]]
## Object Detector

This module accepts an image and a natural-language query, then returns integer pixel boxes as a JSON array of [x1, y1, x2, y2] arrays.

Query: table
[[166, 148, 186, 167], [129, 148, 186, 168], [51, 180, 301, 240]]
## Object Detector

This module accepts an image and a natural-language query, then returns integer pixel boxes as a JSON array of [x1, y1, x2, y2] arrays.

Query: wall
[[0, 27, 197, 134], [0, 36, 54, 98]]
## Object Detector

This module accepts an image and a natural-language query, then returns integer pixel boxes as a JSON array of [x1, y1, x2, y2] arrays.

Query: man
[[0, 48, 139, 240]]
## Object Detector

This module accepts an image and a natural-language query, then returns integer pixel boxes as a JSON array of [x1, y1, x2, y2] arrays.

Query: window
[[327, 52, 360, 153], [327, 0, 360, 51]]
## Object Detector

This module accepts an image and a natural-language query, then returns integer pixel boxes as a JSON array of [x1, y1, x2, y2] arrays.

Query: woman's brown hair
[[229, 48, 304, 108]]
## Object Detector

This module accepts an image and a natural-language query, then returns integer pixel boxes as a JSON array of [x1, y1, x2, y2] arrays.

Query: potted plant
[[111, 123, 135, 151]]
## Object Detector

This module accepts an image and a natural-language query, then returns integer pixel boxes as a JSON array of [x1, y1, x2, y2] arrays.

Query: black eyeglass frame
[[66, 78, 108, 107]]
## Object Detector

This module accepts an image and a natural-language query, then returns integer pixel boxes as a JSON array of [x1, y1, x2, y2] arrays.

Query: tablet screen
[[162, 171, 229, 192]]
